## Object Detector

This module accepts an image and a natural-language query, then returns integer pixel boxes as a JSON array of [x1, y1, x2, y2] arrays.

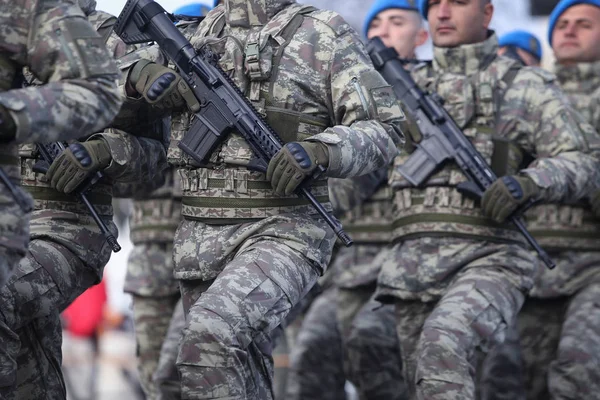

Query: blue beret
[[499, 30, 543, 60], [548, 0, 600, 45], [173, 3, 212, 17], [418, 0, 429, 18], [363, 0, 420, 37]]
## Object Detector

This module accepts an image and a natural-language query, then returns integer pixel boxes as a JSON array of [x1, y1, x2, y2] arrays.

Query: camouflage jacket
[[523, 62, 600, 253], [118, 0, 403, 223], [389, 33, 600, 244], [19, 5, 167, 216]]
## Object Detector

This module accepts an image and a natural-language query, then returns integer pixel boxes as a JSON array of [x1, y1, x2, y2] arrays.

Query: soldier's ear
[[416, 28, 428, 47], [482, 1, 494, 30]]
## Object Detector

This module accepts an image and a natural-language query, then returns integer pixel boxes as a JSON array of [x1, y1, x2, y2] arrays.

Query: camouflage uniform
[[124, 167, 182, 400], [0, 0, 121, 289], [119, 0, 404, 397], [0, 6, 168, 399], [485, 61, 600, 400], [375, 33, 600, 400], [287, 171, 405, 400]]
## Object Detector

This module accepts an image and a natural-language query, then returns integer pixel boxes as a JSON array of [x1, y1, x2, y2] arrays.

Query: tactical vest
[[389, 56, 526, 243], [339, 185, 394, 244], [169, 4, 333, 223], [130, 167, 183, 244], [525, 64, 600, 252]]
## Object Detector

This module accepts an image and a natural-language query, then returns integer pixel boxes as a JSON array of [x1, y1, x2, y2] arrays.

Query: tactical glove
[[128, 60, 199, 112], [592, 190, 600, 218], [0, 104, 16, 142], [46, 140, 112, 194], [267, 141, 329, 196], [481, 175, 540, 223]]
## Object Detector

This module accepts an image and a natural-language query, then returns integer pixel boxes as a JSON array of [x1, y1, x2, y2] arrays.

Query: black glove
[[481, 175, 540, 223], [46, 140, 112, 194], [127, 60, 199, 112], [266, 141, 329, 196]]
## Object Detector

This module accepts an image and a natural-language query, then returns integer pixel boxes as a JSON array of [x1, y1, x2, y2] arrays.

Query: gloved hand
[[127, 60, 199, 112], [592, 190, 600, 218], [481, 175, 540, 223], [46, 140, 112, 194], [267, 141, 329, 196], [0, 104, 16, 142]]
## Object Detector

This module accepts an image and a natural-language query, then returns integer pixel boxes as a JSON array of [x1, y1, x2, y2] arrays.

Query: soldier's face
[[552, 5, 600, 64], [367, 9, 428, 59], [426, 0, 493, 47]]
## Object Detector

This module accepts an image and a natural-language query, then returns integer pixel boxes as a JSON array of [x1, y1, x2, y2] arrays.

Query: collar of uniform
[[224, 0, 294, 28], [432, 32, 499, 76], [554, 61, 600, 95]]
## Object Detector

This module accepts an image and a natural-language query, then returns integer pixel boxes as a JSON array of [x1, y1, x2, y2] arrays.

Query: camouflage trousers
[[479, 251, 600, 400], [286, 289, 346, 400], [125, 242, 180, 400], [286, 285, 404, 400], [173, 214, 335, 400], [154, 298, 186, 400], [0, 209, 116, 399], [380, 240, 533, 400]]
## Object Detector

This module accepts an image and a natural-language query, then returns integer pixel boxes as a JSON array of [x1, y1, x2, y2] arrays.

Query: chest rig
[[389, 56, 527, 242], [173, 4, 332, 222]]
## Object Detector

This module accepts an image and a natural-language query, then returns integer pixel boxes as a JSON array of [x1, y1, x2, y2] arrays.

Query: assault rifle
[[113, 0, 353, 246], [34, 142, 121, 253], [366, 37, 555, 269]]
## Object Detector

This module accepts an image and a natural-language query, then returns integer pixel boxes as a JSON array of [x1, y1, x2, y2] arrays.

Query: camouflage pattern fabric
[[154, 299, 186, 400], [344, 297, 405, 400], [0, 0, 121, 288], [478, 323, 525, 400], [286, 290, 346, 400], [115, 0, 404, 397], [173, 213, 334, 399], [387, 34, 600, 246], [378, 237, 534, 400], [132, 293, 181, 400], [0, 209, 117, 398]]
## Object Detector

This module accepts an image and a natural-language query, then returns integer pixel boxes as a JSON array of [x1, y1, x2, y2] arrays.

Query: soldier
[[118, 0, 404, 397], [492, 1, 600, 399], [288, 2, 426, 399], [122, 5, 212, 399], [0, 0, 121, 290], [0, 2, 167, 398], [497, 30, 542, 67], [374, 1, 600, 399]]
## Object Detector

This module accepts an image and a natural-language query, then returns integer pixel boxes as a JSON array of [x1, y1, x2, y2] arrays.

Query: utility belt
[[178, 166, 330, 223], [19, 154, 113, 216], [526, 203, 600, 251], [391, 186, 523, 244], [341, 186, 394, 244], [130, 196, 182, 244]]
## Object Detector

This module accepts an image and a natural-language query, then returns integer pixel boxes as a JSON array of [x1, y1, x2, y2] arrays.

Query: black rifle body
[[367, 37, 555, 269], [35, 142, 121, 253], [114, 0, 352, 246]]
